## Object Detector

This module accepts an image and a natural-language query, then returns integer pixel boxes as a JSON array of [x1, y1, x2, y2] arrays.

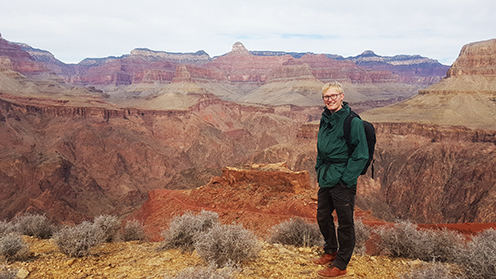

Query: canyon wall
[[3, 36, 449, 107], [249, 38, 496, 224], [2, 34, 495, 227], [0, 91, 319, 223]]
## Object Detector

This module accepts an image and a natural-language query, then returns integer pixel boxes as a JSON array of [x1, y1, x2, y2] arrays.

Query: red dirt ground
[[131, 186, 496, 242], [129, 166, 496, 244]]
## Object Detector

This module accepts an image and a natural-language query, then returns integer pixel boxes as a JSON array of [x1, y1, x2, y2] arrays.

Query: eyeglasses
[[322, 94, 341, 100]]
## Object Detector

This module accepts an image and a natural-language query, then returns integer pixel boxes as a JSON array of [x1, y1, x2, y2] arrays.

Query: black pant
[[317, 185, 356, 270]]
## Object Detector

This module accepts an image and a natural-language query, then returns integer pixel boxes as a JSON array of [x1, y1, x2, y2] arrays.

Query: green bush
[[52, 221, 105, 257], [93, 215, 120, 243], [122, 219, 146, 242], [267, 217, 323, 247], [167, 263, 239, 279], [13, 213, 54, 239], [0, 233, 29, 262], [194, 223, 261, 267], [160, 210, 219, 252], [456, 229, 496, 279]]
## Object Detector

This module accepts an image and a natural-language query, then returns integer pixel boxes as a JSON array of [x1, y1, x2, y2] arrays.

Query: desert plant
[[456, 229, 496, 279], [373, 221, 464, 262], [0, 221, 15, 238], [354, 219, 372, 255], [400, 262, 465, 279], [13, 213, 54, 239], [160, 210, 219, 252], [52, 221, 105, 257], [0, 267, 17, 279], [267, 217, 323, 247], [93, 215, 121, 243], [423, 228, 465, 263], [122, 219, 146, 242], [167, 263, 239, 279], [194, 223, 261, 267], [0, 233, 29, 262]]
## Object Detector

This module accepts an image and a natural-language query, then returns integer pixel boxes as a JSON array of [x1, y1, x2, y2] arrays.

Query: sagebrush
[[0, 221, 15, 238], [122, 219, 147, 242], [400, 262, 464, 279], [0, 267, 17, 279], [13, 213, 54, 239], [93, 215, 121, 243], [160, 210, 218, 252], [52, 221, 105, 257], [194, 223, 261, 267], [373, 221, 464, 262], [167, 263, 239, 279], [0, 233, 29, 262], [456, 228, 496, 279], [267, 217, 323, 247], [354, 219, 372, 255]]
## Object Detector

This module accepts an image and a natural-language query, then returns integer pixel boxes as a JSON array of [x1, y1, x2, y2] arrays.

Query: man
[[313, 82, 369, 277]]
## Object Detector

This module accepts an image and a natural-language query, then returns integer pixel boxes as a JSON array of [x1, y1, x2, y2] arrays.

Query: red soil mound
[[129, 163, 496, 243], [130, 163, 381, 241]]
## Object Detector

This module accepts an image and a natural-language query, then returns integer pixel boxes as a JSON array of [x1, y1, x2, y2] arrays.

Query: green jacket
[[315, 102, 369, 189]]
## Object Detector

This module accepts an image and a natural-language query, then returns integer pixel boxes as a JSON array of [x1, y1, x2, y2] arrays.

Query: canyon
[[0, 34, 495, 233]]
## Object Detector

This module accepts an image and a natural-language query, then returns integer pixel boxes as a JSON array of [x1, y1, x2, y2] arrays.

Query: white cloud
[[1, 0, 494, 64]]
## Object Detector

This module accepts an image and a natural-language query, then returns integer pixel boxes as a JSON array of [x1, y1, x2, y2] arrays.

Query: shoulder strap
[[343, 110, 360, 144]]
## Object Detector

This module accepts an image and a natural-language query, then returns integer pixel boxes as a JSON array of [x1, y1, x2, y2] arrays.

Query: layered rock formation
[[345, 50, 450, 84], [2, 33, 495, 230], [0, 67, 320, 223], [363, 39, 496, 130], [251, 38, 496, 224], [357, 39, 496, 222], [1, 36, 449, 108], [0, 36, 47, 74], [447, 39, 496, 77]]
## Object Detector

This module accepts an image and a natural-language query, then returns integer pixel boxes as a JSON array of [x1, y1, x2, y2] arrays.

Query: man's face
[[322, 89, 344, 113]]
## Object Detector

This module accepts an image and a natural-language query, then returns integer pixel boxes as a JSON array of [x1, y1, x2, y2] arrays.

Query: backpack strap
[[343, 110, 360, 154]]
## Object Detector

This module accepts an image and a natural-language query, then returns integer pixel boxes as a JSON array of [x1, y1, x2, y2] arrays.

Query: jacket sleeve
[[341, 117, 369, 186], [315, 119, 324, 172]]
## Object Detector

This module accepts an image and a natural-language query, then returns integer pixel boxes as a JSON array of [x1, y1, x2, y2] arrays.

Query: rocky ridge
[[1, 35, 449, 108]]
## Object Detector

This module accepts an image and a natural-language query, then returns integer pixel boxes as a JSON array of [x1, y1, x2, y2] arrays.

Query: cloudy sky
[[1, 0, 494, 65]]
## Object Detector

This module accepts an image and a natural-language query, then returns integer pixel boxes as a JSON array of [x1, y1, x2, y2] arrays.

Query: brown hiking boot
[[312, 252, 337, 265], [317, 266, 347, 277]]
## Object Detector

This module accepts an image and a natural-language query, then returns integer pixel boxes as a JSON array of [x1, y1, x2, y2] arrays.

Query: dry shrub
[[122, 219, 146, 242], [0, 233, 29, 262], [267, 217, 323, 247], [0, 267, 17, 279], [160, 210, 218, 252], [456, 229, 496, 279], [400, 262, 464, 279], [354, 219, 372, 255], [194, 223, 261, 267], [373, 221, 464, 262], [167, 263, 239, 279], [0, 221, 15, 238], [13, 213, 54, 239], [52, 221, 105, 257], [93, 215, 120, 243]]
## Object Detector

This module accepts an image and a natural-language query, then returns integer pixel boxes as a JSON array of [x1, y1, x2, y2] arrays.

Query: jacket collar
[[322, 102, 349, 119]]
